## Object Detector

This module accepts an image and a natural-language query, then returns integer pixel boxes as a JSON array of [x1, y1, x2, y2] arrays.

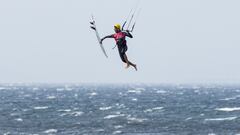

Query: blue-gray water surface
[[0, 84, 240, 135]]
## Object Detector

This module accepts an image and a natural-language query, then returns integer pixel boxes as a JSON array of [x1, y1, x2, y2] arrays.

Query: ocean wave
[[60, 111, 83, 117], [43, 129, 58, 134], [156, 90, 167, 94], [22, 109, 30, 112], [127, 117, 147, 123], [220, 97, 237, 101], [34, 106, 49, 110], [208, 133, 217, 135], [132, 98, 138, 101], [144, 107, 164, 113], [185, 117, 193, 121], [56, 88, 64, 91], [3, 132, 10, 135], [58, 109, 71, 112], [89, 92, 98, 96], [10, 113, 20, 116], [215, 107, 240, 112], [104, 114, 125, 119], [220, 95, 240, 101], [113, 130, 122, 134], [0, 87, 6, 90], [116, 103, 126, 109], [127, 90, 142, 94], [99, 106, 112, 111], [47, 96, 56, 99], [71, 111, 83, 116], [114, 125, 123, 129], [205, 117, 237, 121], [15, 118, 23, 122]]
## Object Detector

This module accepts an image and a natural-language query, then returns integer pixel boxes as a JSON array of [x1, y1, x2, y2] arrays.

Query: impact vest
[[113, 32, 126, 45]]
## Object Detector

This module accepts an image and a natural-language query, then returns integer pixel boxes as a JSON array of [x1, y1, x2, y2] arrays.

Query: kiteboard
[[90, 16, 108, 58]]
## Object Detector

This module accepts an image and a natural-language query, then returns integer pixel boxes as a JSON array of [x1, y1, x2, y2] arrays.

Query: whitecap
[[177, 92, 184, 95], [114, 125, 123, 129], [22, 109, 30, 112], [205, 117, 237, 121], [132, 98, 138, 101], [0, 87, 6, 90], [152, 107, 164, 110], [60, 111, 84, 117], [73, 107, 79, 110], [71, 111, 84, 116], [43, 129, 58, 133], [47, 96, 56, 99], [89, 92, 98, 96], [58, 109, 71, 112], [116, 104, 126, 109], [34, 106, 48, 110], [220, 97, 237, 101], [185, 117, 192, 121], [128, 90, 142, 94], [208, 133, 216, 135], [99, 106, 112, 111], [156, 90, 167, 94], [104, 114, 125, 119], [215, 107, 240, 112], [33, 87, 39, 91], [144, 109, 153, 113], [194, 90, 200, 93], [236, 90, 240, 92], [15, 118, 23, 122], [127, 117, 147, 123], [3, 132, 10, 135], [56, 88, 64, 91], [10, 113, 19, 116], [59, 113, 68, 117], [114, 111, 122, 115], [144, 107, 163, 113], [113, 131, 122, 134]]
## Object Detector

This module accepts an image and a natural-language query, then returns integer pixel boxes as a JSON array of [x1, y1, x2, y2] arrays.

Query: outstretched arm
[[100, 35, 113, 44]]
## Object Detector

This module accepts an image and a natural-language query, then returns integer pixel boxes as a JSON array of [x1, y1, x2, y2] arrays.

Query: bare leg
[[123, 54, 130, 69], [124, 54, 137, 71]]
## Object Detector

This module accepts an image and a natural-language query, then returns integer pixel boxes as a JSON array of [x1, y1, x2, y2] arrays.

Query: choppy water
[[0, 84, 240, 135]]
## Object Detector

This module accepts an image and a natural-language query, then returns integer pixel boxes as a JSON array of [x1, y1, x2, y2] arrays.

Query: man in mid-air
[[100, 24, 137, 71]]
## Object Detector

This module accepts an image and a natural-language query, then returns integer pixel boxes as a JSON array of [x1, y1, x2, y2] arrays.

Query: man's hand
[[100, 38, 103, 44]]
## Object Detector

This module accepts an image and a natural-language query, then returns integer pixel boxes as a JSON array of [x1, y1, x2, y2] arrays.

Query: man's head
[[114, 24, 121, 33]]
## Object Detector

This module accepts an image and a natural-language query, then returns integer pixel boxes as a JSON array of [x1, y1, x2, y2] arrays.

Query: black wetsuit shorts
[[117, 43, 128, 63]]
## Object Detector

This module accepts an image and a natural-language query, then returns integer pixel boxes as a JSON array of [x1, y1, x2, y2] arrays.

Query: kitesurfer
[[100, 24, 137, 71]]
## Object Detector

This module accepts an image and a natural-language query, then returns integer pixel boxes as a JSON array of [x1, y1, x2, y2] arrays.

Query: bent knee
[[120, 55, 126, 63]]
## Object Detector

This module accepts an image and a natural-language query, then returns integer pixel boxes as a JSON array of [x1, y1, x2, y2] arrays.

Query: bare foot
[[133, 64, 137, 71], [125, 64, 130, 69]]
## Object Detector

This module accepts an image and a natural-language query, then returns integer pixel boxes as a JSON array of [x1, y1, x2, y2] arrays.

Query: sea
[[0, 83, 240, 135]]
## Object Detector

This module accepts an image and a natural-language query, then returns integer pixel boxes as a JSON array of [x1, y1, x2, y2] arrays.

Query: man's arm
[[100, 35, 113, 44], [125, 30, 133, 38]]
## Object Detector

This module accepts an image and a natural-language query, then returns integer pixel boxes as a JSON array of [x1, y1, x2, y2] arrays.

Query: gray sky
[[0, 0, 239, 84]]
